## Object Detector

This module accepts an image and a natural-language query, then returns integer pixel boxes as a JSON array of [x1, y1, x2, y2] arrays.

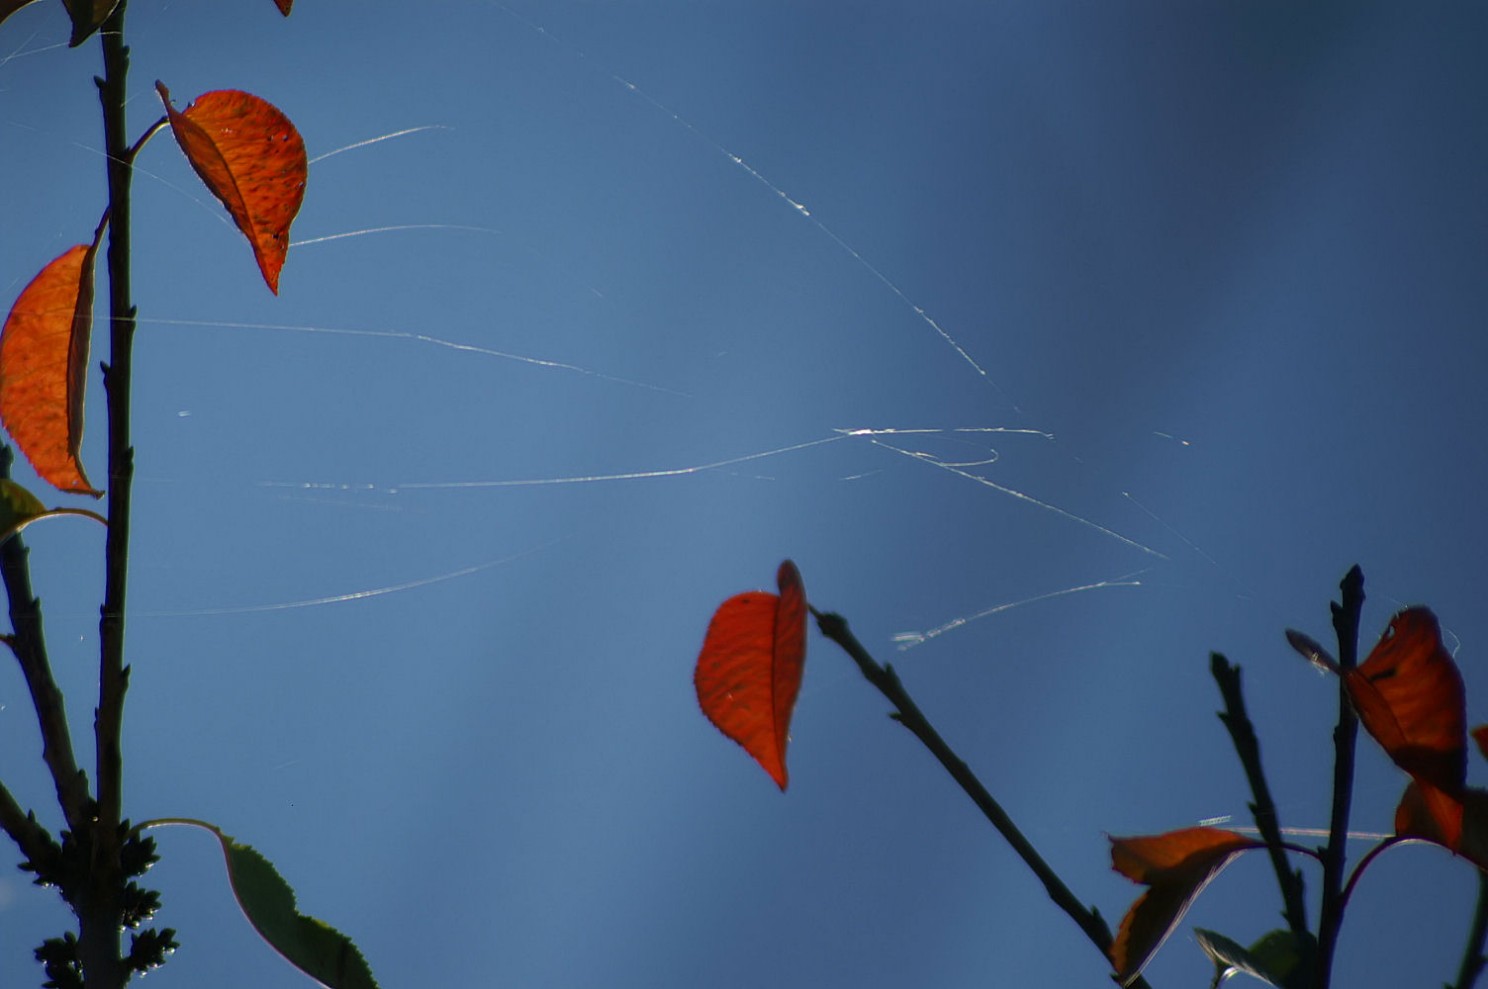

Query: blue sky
[[2, 2, 1487, 986]]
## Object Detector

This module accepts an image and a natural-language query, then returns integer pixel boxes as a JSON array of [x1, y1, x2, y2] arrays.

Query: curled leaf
[[1347, 608, 1464, 795], [694, 560, 808, 789], [1284, 629, 1336, 674], [62, 0, 118, 45], [0, 478, 48, 543], [1195, 927, 1312, 988], [144, 820, 379, 989], [156, 82, 307, 293], [1109, 827, 1263, 986], [0, 242, 103, 496]]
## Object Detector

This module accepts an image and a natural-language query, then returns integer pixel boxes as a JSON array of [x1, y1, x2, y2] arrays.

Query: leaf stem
[[1334, 834, 1408, 916], [1314, 564, 1365, 989], [811, 606, 1150, 989], [1210, 652, 1309, 938]]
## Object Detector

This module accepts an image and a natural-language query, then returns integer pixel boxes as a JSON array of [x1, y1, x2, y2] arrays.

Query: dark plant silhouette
[[697, 563, 1488, 988], [0, 2, 375, 986]]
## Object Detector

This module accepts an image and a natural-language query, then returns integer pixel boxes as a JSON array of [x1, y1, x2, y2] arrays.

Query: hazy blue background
[[2, 2, 1487, 986]]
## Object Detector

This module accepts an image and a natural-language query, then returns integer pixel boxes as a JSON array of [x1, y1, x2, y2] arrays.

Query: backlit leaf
[[694, 560, 808, 790], [0, 478, 48, 542], [1195, 927, 1311, 988], [61, 0, 117, 46], [1472, 724, 1488, 761], [1394, 781, 1488, 871], [1346, 608, 1464, 794], [1109, 827, 1263, 986], [156, 82, 307, 294], [0, 242, 103, 496], [214, 828, 380, 989]]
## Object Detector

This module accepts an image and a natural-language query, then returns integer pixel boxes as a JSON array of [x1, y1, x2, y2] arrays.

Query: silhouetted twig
[[812, 606, 1151, 989], [1211, 652, 1310, 941], [1314, 564, 1365, 989]]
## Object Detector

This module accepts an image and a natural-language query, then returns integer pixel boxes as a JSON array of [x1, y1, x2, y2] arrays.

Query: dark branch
[[0, 447, 90, 830], [1314, 564, 1365, 989], [1210, 652, 1309, 938], [812, 607, 1151, 989]]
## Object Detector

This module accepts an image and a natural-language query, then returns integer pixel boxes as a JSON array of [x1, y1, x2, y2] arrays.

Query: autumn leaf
[[1108, 827, 1263, 986], [1394, 781, 1488, 871], [156, 82, 307, 294], [274, 0, 293, 13], [694, 560, 808, 790], [0, 242, 103, 496], [1472, 724, 1488, 761], [1348, 608, 1465, 794]]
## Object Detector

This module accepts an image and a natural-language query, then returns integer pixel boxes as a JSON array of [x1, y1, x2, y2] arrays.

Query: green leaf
[[1195, 928, 1311, 988], [143, 819, 379, 989], [0, 478, 47, 541]]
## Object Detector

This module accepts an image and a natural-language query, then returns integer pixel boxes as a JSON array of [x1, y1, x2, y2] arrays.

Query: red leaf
[[1346, 608, 1465, 795], [274, 0, 293, 12], [156, 83, 307, 294], [1472, 725, 1488, 762], [0, 243, 103, 496], [1108, 827, 1263, 986], [1395, 781, 1488, 871], [694, 561, 808, 790]]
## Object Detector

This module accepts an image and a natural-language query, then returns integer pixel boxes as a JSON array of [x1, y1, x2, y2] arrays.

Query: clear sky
[[2, 2, 1487, 987]]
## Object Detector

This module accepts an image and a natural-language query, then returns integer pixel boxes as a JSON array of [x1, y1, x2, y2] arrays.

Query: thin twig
[[1210, 652, 1309, 938], [812, 607, 1151, 989], [1314, 565, 1365, 989], [0, 447, 90, 830], [1451, 870, 1488, 989]]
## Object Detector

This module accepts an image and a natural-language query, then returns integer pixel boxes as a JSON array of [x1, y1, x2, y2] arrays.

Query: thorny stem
[[811, 607, 1151, 989], [1210, 653, 1310, 939], [1314, 564, 1364, 989], [1451, 869, 1488, 989]]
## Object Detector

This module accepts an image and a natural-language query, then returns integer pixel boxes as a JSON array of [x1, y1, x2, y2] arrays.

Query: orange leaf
[[156, 83, 307, 294], [1346, 608, 1464, 795], [1108, 827, 1263, 986], [0, 243, 103, 496], [274, 0, 292, 12], [694, 560, 808, 790], [1395, 781, 1488, 871]]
